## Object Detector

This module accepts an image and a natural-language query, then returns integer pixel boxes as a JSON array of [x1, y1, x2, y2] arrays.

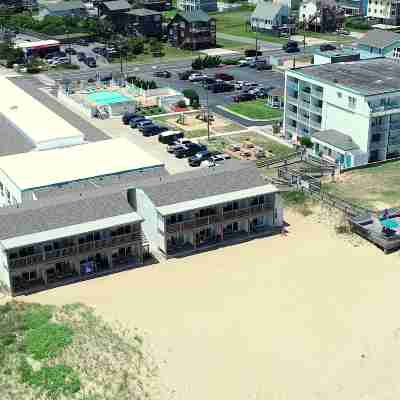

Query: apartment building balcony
[[312, 88, 323, 99], [298, 114, 310, 124], [389, 121, 400, 130], [286, 80, 298, 91], [310, 103, 322, 114], [369, 103, 400, 114], [300, 86, 311, 94], [287, 92, 299, 103], [285, 109, 298, 120], [8, 232, 144, 269], [165, 204, 272, 234], [310, 118, 322, 129]]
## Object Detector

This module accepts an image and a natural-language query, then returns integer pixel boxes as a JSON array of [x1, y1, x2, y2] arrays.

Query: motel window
[[372, 133, 381, 142], [328, 148, 332, 157], [337, 92, 342, 98], [348, 96, 356, 109]]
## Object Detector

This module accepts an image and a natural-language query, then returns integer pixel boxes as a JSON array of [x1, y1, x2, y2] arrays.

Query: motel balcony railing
[[8, 232, 144, 269], [285, 110, 298, 120], [165, 204, 272, 234]]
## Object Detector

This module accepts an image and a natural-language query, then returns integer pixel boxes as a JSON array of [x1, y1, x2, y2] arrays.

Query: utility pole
[[255, 22, 259, 62], [67, 30, 71, 65], [203, 81, 210, 141]]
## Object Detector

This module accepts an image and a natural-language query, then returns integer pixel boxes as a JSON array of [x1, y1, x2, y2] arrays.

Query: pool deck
[[350, 208, 400, 253]]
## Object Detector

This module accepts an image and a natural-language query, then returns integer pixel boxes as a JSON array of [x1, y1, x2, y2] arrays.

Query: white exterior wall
[[299, 1, 318, 23], [274, 194, 284, 226], [313, 53, 331, 65], [0, 169, 22, 207], [0, 246, 10, 291], [367, 0, 399, 19], [136, 189, 164, 253]]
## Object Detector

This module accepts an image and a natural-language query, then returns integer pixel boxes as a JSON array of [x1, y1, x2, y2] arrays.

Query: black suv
[[142, 125, 168, 137], [211, 82, 235, 93], [175, 144, 206, 158], [320, 44, 337, 51], [85, 56, 96, 68], [122, 112, 138, 125], [188, 150, 213, 166]]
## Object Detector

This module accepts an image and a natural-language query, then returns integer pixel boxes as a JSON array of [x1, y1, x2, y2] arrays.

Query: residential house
[[134, 160, 283, 258], [367, 0, 400, 25], [123, 8, 162, 37], [0, 188, 148, 296], [299, 0, 344, 32], [138, 0, 172, 11], [358, 29, 400, 61], [99, 0, 132, 31], [177, 0, 217, 13], [168, 10, 216, 50], [39, 0, 87, 18], [250, 1, 290, 34], [283, 58, 400, 167]]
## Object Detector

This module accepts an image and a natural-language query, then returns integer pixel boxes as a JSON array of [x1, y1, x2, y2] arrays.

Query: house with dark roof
[[358, 29, 400, 61], [167, 10, 216, 50], [251, 1, 290, 33], [133, 160, 283, 258], [39, 0, 87, 18], [99, 1, 162, 36]]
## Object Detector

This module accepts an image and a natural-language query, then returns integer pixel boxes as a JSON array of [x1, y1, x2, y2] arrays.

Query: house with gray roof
[[0, 187, 147, 296], [358, 29, 400, 61], [133, 160, 283, 258], [39, 1, 87, 18], [251, 1, 290, 33]]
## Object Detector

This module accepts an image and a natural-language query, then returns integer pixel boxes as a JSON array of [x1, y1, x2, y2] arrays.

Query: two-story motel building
[[284, 58, 400, 168]]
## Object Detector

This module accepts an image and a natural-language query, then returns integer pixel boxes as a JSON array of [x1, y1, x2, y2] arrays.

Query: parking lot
[[134, 65, 285, 110]]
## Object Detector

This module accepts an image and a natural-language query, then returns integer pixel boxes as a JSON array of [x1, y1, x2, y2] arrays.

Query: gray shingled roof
[[294, 58, 400, 96], [312, 129, 359, 151], [0, 188, 135, 241], [177, 10, 211, 23], [127, 7, 160, 16], [138, 160, 266, 207], [252, 1, 286, 20], [358, 29, 400, 49], [103, 0, 131, 11], [45, 0, 85, 12]]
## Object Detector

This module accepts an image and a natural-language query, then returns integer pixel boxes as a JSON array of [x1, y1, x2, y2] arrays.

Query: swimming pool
[[86, 91, 131, 105], [381, 218, 400, 230]]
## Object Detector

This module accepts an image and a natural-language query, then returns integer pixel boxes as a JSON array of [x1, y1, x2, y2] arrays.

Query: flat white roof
[[0, 77, 84, 150], [157, 184, 278, 216], [15, 40, 60, 49], [0, 138, 163, 191], [1, 212, 142, 249]]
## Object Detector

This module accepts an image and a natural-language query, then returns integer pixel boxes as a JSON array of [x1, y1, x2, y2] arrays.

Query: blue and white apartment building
[[284, 57, 400, 168]]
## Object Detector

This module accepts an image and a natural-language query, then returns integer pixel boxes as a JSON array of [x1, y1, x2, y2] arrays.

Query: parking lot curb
[[217, 105, 282, 124]]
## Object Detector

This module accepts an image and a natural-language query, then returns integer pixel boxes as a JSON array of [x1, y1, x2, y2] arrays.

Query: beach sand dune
[[26, 211, 400, 400]]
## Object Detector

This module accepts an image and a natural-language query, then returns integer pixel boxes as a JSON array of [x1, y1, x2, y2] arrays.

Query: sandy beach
[[24, 210, 400, 400]]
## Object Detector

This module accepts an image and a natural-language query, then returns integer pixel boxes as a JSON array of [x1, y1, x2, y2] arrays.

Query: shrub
[[223, 58, 239, 65], [191, 56, 203, 70], [176, 100, 187, 108], [300, 136, 313, 148], [182, 89, 199, 107], [23, 323, 73, 360], [20, 360, 81, 398]]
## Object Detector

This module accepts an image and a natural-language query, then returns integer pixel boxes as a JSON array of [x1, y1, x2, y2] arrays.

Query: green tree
[[182, 89, 199, 107]]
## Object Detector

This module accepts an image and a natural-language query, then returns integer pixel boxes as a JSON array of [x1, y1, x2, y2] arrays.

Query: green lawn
[[322, 160, 400, 211], [216, 38, 255, 51], [226, 100, 283, 120], [115, 45, 196, 65], [211, 10, 287, 44]]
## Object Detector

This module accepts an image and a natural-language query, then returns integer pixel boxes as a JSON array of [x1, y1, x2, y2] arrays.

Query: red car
[[215, 72, 234, 81]]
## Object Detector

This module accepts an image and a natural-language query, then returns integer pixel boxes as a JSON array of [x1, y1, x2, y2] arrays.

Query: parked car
[[175, 143, 206, 159], [238, 59, 250, 67], [203, 77, 217, 85], [167, 138, 192, 153], [136, 119, 153, 129], [245, 49, 262, 57], [85, 56, 96, 68], [283, 40, 299, 53], [122, 112, 138, 125], [77, 38, 90, 46], [178, 70, 194, 80], [92, 47, 105, 54], [65, 47, 76, 55], [337, 29, 350, 35], [233, 93, 256, 102], [214, 72, 234, 81], [153, 70, 171, 78], [77, 52, 86, 62], [320, 43, 336, 51], [210, 152, 230, 162], [142, 125, 168, 137], [256, 62, 272, 71], [159, 130, 184, 144], [189, 73, 208, 82], [211, 82, 235, 93], [129, 116, 147, 128], [188, 150, 213, 166]]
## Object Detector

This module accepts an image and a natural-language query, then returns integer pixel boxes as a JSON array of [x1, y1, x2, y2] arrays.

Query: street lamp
[[202, 81, 210, 141], [66, 30, 71, 65]]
